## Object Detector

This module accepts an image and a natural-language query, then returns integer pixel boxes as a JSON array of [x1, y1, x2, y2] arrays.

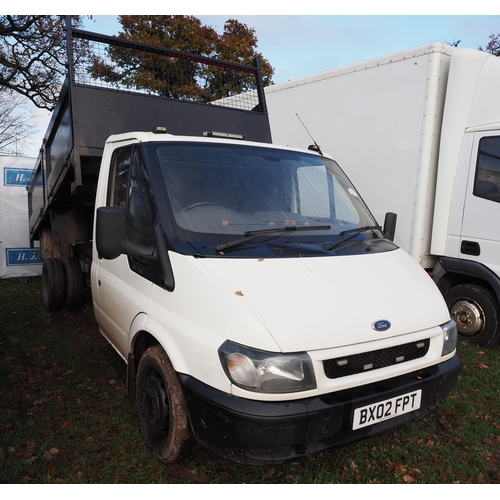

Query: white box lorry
[[266, 41, 500, 349], [27, 26, 460, 465]]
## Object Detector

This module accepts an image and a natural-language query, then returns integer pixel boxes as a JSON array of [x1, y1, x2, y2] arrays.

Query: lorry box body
[[26, 25, 460, 465], [265, 41, 500, 348]]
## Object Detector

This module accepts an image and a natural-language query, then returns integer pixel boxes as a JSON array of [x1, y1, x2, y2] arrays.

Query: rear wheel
[[41, 258, 66, 312], [444, 284, 500, 348], [136, 345, 192, 463], [62, 257, 84, 309]]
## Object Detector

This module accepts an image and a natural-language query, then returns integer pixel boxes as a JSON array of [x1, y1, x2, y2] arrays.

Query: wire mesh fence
[[69, 29, 263, 113]]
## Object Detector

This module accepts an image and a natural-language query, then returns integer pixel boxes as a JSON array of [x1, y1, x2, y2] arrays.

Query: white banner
[[0, 155, 42, 278]]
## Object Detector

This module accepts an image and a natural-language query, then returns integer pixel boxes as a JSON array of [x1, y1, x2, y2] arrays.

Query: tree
[[89, 15, 274, 102], [480, 33, 500, 56], [0, 88, 37, 155], [1, 15, 273, 111], [0, 15, 83, 110]]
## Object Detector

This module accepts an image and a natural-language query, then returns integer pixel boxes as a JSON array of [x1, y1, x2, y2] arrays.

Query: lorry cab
[[430, 48, 500, 348], [91, 131, 460, 464]]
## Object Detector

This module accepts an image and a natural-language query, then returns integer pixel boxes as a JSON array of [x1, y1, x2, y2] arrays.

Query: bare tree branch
[[0, 88, 37, 155], [479, 33, 500, 56], [0, 15, 83, 110]]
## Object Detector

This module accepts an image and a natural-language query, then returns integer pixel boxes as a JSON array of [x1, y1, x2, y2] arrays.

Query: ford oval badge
[[372, 320, 391, 332]]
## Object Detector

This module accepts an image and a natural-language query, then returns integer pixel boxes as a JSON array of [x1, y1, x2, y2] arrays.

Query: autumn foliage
[[88, 15, 274, 102]]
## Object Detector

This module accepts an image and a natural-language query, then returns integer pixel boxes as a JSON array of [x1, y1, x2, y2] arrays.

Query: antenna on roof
[[296, 113, 323, 156]]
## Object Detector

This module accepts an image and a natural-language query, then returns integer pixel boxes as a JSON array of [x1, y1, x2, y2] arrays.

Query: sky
[[85, 13, 500, 84], [19, 4, 500, 156]]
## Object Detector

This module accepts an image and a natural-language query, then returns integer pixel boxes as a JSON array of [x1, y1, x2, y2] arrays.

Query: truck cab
[[90, 131, 460, 464]]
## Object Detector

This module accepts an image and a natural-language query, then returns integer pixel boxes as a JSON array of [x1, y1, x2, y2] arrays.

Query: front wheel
[[136, 345, 192, 463], [444, 284, 500, 348]]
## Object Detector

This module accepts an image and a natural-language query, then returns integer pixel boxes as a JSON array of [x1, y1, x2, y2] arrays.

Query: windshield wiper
[[214, 224, 331, 253], [323, 225, 382, 251]]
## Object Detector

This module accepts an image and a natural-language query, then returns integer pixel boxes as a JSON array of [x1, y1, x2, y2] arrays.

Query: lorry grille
[[323, 339, 430, 379]]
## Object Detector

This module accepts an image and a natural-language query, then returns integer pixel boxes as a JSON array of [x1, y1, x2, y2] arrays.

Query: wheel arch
[[127, 323, 159, 400], [433, 257, 500, 304], [126, 315, 186, 401], [125, 311, 232, 401]]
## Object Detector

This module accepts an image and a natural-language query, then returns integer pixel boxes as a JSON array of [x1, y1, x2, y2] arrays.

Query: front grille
[[323, 339, 430, 379]]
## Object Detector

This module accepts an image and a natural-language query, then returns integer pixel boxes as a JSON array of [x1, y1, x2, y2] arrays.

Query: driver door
[[460, 132, 500, 276], [93, 144, 154, 358]]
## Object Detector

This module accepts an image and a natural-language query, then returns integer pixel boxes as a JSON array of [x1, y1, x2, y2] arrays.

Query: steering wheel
[[181, 202, 218, 212]]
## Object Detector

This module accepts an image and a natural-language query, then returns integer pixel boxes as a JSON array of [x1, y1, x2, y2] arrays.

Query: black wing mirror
[[96, 207, 154, 260]]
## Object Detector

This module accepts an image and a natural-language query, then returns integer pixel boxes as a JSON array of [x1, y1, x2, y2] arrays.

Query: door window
[[108, 147, 131, 209], [108, 145, 155, 246], [473, 136, 500, 203]]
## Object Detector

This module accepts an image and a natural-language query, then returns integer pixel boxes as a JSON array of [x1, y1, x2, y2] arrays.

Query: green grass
[[1, 277, 499, 483]]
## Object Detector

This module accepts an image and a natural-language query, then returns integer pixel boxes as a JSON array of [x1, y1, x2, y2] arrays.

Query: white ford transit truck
[[27, 25, 460, 465], [265, 42, 500, 349]]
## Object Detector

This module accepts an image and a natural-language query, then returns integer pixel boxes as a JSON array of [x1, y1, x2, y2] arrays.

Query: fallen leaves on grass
[[43, 448, 60, 460], [473, 358, 489, 370]]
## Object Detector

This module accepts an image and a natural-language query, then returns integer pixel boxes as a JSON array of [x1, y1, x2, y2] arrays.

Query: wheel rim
[[140, 371, 170, 439], [449, 299, 484, 336]]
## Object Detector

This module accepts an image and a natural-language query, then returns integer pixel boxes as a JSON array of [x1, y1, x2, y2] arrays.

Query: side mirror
[[96, 207, 127, 260], [383, 212, 397, 242], [96, 207, 154, 260]]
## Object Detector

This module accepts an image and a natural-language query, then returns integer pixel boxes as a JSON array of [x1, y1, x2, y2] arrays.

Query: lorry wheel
[[62, 257, 84, 309], [136, 345, 192, 463], [41, 258, 66, 312], [444, 284, 500, 348]]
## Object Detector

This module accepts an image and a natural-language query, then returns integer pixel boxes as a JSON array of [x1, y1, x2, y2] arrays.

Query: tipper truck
[[26, 25, 460, 465], [266, 41, 500, 349]]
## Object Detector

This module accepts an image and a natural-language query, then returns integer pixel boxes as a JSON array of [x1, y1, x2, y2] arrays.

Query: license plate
[[353, 390, 422, 430]]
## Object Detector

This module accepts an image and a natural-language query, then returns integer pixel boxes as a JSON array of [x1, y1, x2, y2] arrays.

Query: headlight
[[441, 319, 457, 356], [218, 340, 316, 393]]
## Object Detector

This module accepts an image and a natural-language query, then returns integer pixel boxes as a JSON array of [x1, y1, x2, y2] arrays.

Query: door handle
[[461, 240, 481, 256]]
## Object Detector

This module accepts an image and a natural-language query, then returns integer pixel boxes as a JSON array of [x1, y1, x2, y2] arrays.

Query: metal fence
[[68, 28, 265, 113]]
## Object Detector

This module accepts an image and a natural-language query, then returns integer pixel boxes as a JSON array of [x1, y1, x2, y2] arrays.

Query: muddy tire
[[62, 257, 84, 309], [41, 258, 66, 312], [136, 345, 192, 463], [444, 284, 500, 348]]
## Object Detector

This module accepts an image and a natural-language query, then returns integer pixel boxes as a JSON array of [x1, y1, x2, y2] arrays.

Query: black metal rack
[[27, 19, 271, 249]]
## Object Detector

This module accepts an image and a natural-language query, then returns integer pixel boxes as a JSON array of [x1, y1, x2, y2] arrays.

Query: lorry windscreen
[[151, 142, 393, 256]]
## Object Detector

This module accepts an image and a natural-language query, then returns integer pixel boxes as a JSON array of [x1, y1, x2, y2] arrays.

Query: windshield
[[150, 141, 395, 257]]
